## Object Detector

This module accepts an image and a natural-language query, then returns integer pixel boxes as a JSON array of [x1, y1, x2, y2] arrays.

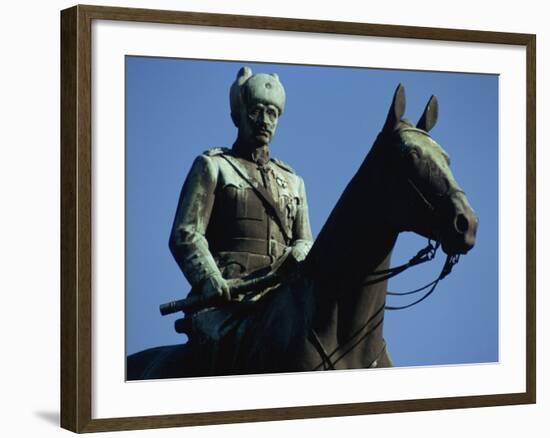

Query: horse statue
[[127, 84, 478, 379]]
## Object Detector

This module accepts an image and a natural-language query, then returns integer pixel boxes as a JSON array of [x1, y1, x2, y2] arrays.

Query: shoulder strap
[[220, 154, 291, 243], [203, 147, 231, 157]]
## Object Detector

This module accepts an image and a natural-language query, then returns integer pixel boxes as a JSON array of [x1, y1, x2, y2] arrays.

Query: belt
[[214, 237, 287, 257]]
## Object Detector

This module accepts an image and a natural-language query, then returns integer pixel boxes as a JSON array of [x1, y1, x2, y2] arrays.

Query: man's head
[[230, 67, 285, 147]]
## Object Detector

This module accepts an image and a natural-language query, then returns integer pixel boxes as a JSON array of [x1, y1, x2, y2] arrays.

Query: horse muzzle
[[440, 193, 478, 255]]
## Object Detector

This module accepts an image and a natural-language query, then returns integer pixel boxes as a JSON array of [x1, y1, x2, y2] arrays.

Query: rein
[[364, 239, 439, 286], [310, 246, 460, 370], [384, 251, 460, 310], [366, 239, 460, 310]]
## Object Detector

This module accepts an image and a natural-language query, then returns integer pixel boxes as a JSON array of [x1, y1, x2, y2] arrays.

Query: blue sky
[[125, 56, 498, 368]]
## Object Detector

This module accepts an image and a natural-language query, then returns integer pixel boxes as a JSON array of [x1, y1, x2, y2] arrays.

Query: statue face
[[239, 99, 279, 147]]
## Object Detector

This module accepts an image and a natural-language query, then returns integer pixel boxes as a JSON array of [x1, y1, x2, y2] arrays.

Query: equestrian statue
[[127, 67, 478, 380]]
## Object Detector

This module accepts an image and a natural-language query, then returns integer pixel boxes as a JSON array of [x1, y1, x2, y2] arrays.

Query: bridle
[[378, 128, 464, 310]]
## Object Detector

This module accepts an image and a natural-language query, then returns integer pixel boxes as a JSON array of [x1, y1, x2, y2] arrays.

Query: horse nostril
[[454, 214, 469, 234]]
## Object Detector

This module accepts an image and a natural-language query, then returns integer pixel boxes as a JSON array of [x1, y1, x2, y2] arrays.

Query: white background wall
[[0, 0, 546, 436]]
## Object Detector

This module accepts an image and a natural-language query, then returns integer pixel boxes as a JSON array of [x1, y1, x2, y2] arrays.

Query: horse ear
[[383, 83, 406, 133], [417, 95, 439, 132]]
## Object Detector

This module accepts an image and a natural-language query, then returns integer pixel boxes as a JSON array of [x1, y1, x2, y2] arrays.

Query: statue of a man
[[168, 67, 313, 370]]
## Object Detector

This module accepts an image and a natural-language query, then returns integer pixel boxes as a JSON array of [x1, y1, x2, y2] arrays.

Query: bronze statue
[[127, 76, 478, 379]]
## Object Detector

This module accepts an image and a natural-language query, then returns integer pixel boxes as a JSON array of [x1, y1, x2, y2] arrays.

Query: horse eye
[[407, 148, 421, 161], [437, 178, 451, 196]]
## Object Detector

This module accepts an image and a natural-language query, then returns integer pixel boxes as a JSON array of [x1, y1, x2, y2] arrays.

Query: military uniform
[[169, 146, 313, 294], [167, 67, 314, 374]]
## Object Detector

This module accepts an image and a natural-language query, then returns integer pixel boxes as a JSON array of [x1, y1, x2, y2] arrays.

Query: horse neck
[[303, 138, 398, 327], [306, 140, 396, 284]]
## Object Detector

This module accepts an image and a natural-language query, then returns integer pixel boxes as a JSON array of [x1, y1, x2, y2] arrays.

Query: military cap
[[230, 66, 286, 127]]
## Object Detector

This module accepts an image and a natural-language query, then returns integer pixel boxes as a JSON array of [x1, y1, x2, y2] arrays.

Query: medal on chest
[[275, 175, 288, 189]]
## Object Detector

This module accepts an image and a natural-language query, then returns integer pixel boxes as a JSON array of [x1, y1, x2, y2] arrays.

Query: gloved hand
[[201, 274, 231, 303], [290, 240, 312, 262]]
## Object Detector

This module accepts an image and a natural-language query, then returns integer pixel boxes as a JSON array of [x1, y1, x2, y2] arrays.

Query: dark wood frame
[[60, 4, 536, 433]]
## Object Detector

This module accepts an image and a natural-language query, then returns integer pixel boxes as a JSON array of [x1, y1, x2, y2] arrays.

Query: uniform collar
[[231, 141, 270, 166]]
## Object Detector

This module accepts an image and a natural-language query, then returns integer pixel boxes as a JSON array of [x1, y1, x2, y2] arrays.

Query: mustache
[[256, 127, 273, 135]]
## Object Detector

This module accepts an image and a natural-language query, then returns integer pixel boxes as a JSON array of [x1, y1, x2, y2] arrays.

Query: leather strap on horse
[[309, 304, 386, 371], [220, 154, 291, 244], [308, 330, 336, 370], [385, 254, 460, 310], [364, 241, 439, 286], [307, 253, 460, 369]]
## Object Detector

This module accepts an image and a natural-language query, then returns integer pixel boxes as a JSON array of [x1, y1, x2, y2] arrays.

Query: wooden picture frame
[[61, 4, 536, 433]]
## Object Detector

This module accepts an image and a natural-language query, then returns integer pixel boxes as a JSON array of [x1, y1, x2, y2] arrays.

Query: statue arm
[[169, 154, 223, 289], [290, 176, 314, 261]]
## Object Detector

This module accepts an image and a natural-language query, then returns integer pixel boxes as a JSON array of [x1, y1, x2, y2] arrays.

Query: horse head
[[376, 84, 478, 255]]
